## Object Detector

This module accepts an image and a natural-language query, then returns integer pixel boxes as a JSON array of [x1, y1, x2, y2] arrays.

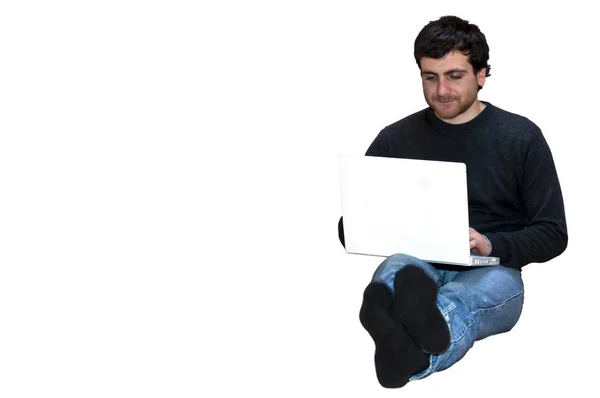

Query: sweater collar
[[426, 101, 494, 132]]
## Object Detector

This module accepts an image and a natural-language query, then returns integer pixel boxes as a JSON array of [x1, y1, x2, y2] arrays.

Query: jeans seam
[[447, 291, 522, 344], [442, 290, 523, 364], [433, 341, 455, 371], [471, 290, 524, 315], [450, 319, 475, 345]]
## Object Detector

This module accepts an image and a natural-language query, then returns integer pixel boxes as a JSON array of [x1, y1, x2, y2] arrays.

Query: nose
[[437, 78, 451, 97]]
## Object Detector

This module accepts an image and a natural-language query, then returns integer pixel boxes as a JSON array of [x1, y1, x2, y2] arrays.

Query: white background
[[0, 1, 597, 397]]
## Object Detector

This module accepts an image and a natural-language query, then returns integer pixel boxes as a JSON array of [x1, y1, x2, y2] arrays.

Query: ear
[[477, 68, 487, 87]]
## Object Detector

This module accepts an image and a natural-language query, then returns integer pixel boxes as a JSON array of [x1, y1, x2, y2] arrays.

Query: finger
[[470, 240, 477, 249]]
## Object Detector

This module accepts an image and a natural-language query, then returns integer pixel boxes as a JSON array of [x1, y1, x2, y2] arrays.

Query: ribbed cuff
[[484, 232, 509, 265], [482, 234, 492, 256]]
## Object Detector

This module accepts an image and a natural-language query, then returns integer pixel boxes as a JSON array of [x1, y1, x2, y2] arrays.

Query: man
[[338, 16, 568, 388]]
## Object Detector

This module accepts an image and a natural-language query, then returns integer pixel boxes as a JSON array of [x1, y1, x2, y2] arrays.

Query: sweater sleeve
[[365, 129, 391, 157], [485, 131, 568, 269], [338, 216, 345, 248]]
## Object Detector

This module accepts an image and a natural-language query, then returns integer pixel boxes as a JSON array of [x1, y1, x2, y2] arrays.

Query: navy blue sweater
[[339, 102, 567, 270]]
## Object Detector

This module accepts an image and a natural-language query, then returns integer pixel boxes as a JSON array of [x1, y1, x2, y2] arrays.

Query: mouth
[[437, 98, 454, 104]]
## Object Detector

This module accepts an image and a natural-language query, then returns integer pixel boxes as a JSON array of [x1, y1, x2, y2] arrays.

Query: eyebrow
[[421, 68, 469, 76]]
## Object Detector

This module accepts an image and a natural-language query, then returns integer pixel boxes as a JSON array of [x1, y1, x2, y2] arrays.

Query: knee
[[475, 267, 524, 335], [373, 253, 413, 279], [375, 253, 440, 285], [382, 253, 434, 276], [372, 253, 424, 286], [488, 289, 524, 337], [386, 253, 417, 267]]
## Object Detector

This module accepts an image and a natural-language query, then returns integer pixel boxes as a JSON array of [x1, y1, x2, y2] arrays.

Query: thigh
[[449, 266, 523, 307]]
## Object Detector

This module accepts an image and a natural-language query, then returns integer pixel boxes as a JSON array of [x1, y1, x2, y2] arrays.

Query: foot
[[393, 265, 450, 354], [359, 282, 429, 388]]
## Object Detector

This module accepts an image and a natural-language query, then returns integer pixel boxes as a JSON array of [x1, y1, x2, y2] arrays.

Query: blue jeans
[[371, 253, 524, 381]]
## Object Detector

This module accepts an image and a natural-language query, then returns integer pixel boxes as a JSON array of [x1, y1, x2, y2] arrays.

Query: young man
[[338, 16, 568, 388]]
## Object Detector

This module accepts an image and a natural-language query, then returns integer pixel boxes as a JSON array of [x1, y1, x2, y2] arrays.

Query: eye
[[449, 74, 463, 80], [424, 75, 436, 81]]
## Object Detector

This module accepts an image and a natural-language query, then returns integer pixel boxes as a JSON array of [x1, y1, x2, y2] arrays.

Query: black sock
[[393, 265, 450, 354], [359, 282, 429, 388]]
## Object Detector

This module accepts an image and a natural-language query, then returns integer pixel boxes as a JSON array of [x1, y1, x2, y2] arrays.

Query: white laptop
[[338, 154, 500, 266]]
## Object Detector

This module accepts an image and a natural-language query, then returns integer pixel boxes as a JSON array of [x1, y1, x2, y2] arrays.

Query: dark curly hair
[[414, 16, 491, 88]]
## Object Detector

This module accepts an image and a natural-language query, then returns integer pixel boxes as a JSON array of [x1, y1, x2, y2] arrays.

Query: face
[[420, 51, 487, 124]]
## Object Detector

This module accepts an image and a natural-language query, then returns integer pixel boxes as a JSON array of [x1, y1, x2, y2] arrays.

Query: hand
[[469, 227, 491, 256]]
